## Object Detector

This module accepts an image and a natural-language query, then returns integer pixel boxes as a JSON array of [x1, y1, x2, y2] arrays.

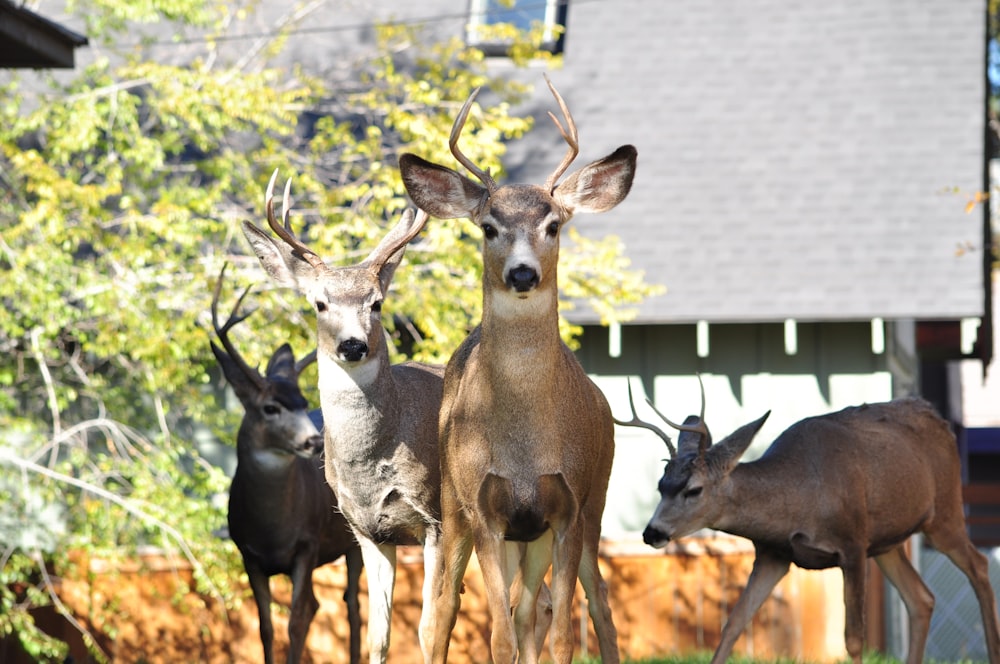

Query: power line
[[122, 0, 578, 48]]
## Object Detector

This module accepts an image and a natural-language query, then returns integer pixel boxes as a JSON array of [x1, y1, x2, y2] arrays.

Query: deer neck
[[479, 281, 563, 384], [317, 350, 400, 463], [712, 460, 800, 541]]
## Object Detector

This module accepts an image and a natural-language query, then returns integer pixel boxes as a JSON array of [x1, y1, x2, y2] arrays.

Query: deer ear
[[553, 145, 637, 215], [211, 341, 261, 407], [399, 153, 488, 219], [707, 411, 770, 472], [265, 343, 297, 382], [242, 220, 316, 289]]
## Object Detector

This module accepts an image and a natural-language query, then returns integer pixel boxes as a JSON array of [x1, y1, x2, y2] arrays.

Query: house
[[0, 0, 87, 68]]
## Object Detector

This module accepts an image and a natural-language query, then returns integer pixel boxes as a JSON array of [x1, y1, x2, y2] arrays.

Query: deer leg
[[873, 547, 934, 664], [578, 530, 619, 664], [840, 552, 869, 664], [344, 546, 363, 664], [711, 550, 790, 664], [245, 560, 277, 664], [476, 528, 518, 664], [549, 526, 585, 664], [511, 533, 553, 664], [358, 538, 396, 664], [287, 557, 319, 664], [431, 500, 474, 664], [931, 535, 1000, 664], [418, 526, 441, 664]]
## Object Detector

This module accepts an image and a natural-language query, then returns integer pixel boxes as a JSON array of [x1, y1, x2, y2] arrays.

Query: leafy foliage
[[0, 0, 661, 658]]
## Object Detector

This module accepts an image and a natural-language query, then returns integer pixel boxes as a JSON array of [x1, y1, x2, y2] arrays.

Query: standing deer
[[399, 77, 636, 664], [241, 173, 443, 664], [210, 264, 362, 664], [617, 384, 1000, 664]]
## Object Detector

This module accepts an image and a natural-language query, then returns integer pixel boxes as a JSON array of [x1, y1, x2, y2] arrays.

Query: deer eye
[[481, 223, 498, 240], [683, 485, 703, 499], [545, 221, 560, 237], [315, 300, 327, 313], [371, 300, 383, 313], [262, 403, 281, 416]]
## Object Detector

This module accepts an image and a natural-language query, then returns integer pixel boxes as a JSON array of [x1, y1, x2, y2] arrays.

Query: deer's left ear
[[553, 144, 637, 215], [265, 343, 297, 382], [707, 411, 770, 472]]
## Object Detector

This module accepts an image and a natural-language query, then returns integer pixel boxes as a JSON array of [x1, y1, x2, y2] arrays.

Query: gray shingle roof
[[500, 0, 987, 324]]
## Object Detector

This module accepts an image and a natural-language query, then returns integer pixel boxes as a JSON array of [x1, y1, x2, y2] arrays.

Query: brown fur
[[630, 395, 1000, 664]]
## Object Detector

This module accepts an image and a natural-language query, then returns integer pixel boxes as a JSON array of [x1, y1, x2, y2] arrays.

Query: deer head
[[399, 77, 636, 311], [240, 171, 428, 383], [616, 379, 770, 545], [210, 263, 321, 458]]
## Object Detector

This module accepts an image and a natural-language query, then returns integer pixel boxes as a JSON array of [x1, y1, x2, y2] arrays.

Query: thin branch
[[0, 451, 225, 606], [29, 328, 61, 467], [33, 550, 111, 664]]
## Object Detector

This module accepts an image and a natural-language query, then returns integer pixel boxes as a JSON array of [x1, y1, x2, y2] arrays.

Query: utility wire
[[119, 0, 579, 48]]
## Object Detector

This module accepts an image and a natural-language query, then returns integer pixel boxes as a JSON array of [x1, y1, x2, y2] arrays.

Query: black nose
[[302, 435, 323, 456], [643, 525, 668, 546], [506, 265, 539, 292], [338, 338, 368, 362]]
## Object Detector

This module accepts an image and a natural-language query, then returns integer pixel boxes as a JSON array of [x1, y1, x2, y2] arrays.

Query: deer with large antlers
[[617, 382, 1000, 664], [210, 264, 362, 664], [399, 78, 636, 664], [241, 174, 443, 664]]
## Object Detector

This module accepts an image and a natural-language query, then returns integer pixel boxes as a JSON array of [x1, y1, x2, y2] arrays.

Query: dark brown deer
[[399, 77, 636, 664], [242, 175, 444, 664], [211, 264, 362, 664], [617, 383, 1000, 664]]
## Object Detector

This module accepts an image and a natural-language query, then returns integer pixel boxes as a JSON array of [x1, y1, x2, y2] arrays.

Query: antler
[[542, 74, 580, 192], [294, 348, 318, 377], [211, 263, 267, 391], [265, 170, 326, 270], [363, 208, 431, 274], [614, 379, 677, 458], [449, 88, 499, 194], [614, 376, 712, 459]]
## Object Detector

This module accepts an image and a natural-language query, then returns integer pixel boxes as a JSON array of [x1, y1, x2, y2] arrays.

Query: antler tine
[[367, 209, 431, 273], [211, 263, 266, 390], [645, 374, 711, 455], [294, 348, 318, 377], [613, 379, 677, 458], [264, 169, 325, 270], [542, 74, 580, 192], [449, 87, 498, 194]]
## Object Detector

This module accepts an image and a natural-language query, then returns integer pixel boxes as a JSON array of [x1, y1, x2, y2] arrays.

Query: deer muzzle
[[506, 264, 540, 292], [337, 338, 369, 362], [642, 523, 671, 549]]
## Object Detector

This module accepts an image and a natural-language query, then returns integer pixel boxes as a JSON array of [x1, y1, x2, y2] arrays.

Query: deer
[[240, 172, 445, 664], [616, 380, 1000, 664], [398, 76, 637, 664], [210, 264, 362, 664]]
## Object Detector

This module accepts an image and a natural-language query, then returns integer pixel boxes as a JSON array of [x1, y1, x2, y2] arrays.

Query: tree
[[0, 1, 662, 658]]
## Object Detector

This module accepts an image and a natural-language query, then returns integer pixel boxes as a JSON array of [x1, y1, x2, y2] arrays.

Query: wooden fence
[[7, 534, 850, 663]]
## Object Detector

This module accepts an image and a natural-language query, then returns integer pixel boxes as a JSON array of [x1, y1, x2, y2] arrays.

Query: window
[[467, 0, 567, 57]]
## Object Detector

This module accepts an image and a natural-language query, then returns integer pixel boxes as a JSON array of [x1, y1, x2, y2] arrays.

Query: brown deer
[[617, 382, 1000, 664], [399, 77, 636, 664], [241, 174, 443, 664], [210, 264, 362, 664]]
